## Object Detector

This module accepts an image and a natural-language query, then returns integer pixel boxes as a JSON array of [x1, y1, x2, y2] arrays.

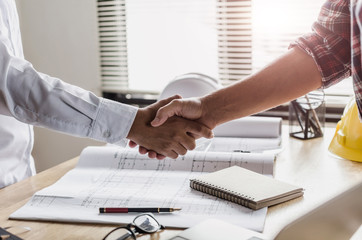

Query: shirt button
[[103, 130, 111, 138]]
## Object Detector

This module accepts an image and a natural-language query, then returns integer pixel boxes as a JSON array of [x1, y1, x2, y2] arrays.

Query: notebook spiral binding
[[190, 179, 255, 208]]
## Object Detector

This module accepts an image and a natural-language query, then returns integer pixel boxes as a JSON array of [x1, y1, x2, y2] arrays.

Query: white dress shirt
[[0, 0, 138, 188]]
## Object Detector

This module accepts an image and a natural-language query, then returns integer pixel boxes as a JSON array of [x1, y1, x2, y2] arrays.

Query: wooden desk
[[1, 126, 361, 240]]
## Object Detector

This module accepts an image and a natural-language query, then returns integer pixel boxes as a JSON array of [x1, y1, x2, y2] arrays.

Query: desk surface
[[1, 126, 362, 240]]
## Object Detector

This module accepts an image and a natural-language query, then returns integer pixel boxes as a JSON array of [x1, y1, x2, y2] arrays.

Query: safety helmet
[[328, 98, 362, 162]]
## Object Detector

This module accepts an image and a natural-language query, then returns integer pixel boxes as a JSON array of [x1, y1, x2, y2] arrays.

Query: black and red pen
[[99, 207, 182, 213]]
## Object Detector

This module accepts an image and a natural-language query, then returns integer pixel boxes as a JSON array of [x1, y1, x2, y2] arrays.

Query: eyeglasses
[[103, 213, 165, 240]]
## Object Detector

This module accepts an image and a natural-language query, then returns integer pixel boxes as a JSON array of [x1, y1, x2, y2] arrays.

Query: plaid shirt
[[291, 0, 362, 120]]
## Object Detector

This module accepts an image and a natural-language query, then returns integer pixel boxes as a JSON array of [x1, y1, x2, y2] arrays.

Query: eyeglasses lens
[[104, 228, 135, 240], [133, 215, 160, 233]]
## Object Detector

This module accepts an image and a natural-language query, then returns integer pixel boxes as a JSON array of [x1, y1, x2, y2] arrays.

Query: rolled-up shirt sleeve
[[0, 36, 138, 144], [290, 0, 351, 88]]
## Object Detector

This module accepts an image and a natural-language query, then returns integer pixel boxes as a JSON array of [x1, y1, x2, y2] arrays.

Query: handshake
[[127, 95, 215, 160]]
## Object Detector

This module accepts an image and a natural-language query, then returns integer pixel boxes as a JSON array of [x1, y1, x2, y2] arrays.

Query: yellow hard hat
[[328, 98, 362, 162]]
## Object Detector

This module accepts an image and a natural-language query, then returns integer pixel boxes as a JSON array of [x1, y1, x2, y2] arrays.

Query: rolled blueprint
[[213, 116, 282, 138]]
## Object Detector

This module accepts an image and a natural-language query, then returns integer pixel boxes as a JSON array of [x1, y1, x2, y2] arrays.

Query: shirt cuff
[[89, 98, 138, 144]]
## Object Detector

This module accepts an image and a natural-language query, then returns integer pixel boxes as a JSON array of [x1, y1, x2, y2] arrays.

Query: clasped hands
[[127, 95, 214, 160]]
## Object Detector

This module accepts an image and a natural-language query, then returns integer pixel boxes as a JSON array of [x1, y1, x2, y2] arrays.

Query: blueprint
[[10, 144, 275, 231]]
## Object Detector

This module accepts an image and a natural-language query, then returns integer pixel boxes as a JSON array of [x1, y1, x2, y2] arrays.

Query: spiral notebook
[[190, 166, 303, 210]]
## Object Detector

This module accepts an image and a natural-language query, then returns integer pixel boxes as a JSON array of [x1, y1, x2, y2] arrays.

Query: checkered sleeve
[[290, 0, 351, 88]]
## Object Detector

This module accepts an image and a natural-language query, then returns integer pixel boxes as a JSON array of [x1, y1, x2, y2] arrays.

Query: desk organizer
[[289, 90, 325, 140]]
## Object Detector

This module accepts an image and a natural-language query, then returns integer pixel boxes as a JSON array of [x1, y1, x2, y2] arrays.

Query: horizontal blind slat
[[97, 0, 129, 91], [217, 0, 252, 85]]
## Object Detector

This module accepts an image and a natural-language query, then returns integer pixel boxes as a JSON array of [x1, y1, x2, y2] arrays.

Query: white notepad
[[190, 166, 304, 210]]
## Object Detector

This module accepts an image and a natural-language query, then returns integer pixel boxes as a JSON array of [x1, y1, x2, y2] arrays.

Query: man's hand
[[150, 97, 216, 129], [127, 95, 213, 159]]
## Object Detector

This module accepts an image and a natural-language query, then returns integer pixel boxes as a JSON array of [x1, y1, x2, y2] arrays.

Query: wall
[[15, 0, 103, 172]]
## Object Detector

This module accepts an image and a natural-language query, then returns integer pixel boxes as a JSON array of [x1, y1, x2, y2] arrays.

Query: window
[[97, 0, 353, 116], [252, 0, 323, 71], [97, 0, 128, 91]]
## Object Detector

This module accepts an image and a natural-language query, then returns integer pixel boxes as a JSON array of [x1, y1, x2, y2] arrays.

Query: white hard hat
[[159, 73, 222, 100]]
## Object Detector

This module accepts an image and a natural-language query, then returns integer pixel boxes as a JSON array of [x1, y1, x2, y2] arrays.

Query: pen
[[99, 207, 182, 213]]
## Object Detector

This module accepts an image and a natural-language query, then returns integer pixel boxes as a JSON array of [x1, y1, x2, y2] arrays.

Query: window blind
[[97, 0, 129, 92], [217, 0, 252, 85]]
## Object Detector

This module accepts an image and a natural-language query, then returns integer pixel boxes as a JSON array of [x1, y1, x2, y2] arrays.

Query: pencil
[[99, 207, 182, 213], [305, 95, 322, 133]]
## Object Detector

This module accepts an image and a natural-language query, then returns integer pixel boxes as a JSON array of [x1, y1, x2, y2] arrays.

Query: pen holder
[[289, 90, 325, 140]]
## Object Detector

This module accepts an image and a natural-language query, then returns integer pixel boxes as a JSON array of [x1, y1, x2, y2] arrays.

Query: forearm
[[201, 47, 322, 127], [0, 39, 137, 143]]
